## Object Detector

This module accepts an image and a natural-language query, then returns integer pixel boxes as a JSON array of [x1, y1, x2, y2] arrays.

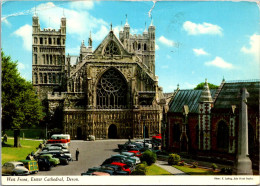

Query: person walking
[[76, 148, 79, 161]]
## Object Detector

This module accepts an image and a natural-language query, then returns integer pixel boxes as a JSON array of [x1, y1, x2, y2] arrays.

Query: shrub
[[220, 167, 232, 175], [168, 154, 181, 165], [211, 163, 217, 171], [140, 150, 157, 166], [131, 163, 147, 175], [178, 160, 185, 166], [191, 162, 198, 168]]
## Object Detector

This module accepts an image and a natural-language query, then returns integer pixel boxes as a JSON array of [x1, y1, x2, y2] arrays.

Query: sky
[[1, 0, 260, 92]]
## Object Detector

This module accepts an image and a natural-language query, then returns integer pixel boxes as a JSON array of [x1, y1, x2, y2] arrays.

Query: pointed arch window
[[104, 41, 120, 56], [96, 68, 127, 109], [217, 121, 229, 150], [173, 124, 180, 142]]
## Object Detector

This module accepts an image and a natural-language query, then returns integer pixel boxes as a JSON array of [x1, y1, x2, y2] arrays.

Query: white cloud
[[17, 62, 25, 70], [193, 48, 209, 56], [92, 25, 109, 41], [205, 57, 233, 69], [241, 34, 260, 61], [158, 36, 175, 47], [13, 24, 32, 51], [69, 1, 94, 10], [1, 17, 11, 26], [183, 21, 223, 35], [155, 44, 159, 50], [35, 2, 108, 41]]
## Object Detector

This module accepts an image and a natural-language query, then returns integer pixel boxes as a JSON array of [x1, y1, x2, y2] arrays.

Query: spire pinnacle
[[144, 22, 148, 33], [150, 15, 154, 26], [110, 22, 113, 31], [124, 14, 130, 27], [200, 78, 213, 103]]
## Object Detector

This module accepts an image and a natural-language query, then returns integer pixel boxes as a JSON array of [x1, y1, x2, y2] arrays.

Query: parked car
[[128, 150, 142, 157], [111, 154, 137, 165], [120, 152, 141, 164], [82, 167, 114, 176], [37, 158, 52, 171], [110, 162, 131, 174], [100, 164, 129, 175], [41, 149, 72, 159], [38, 154, 60, 166], [101, 157, 134, 169], [19, 160, 39, 174], [2, 162, 29, 176]]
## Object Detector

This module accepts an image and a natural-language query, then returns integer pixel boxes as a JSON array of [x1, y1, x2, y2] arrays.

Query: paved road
[[31, 139, 126, 176]]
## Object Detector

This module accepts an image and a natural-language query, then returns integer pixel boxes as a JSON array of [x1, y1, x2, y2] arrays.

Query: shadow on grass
[[1, 143, 13, 147]]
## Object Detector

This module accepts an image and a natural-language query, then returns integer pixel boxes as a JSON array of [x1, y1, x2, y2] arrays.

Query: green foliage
[[2, 138, 41, 165], [140, 150, 157, 166], [131, 162, 147, 175], [146, 164, 171, 175], [168, 153, 181, 165], [194, 82, 218, 90], [178, 160, 185, 166], [191, 162, 199, 168], [211, 163, 218, 170], [1, 50, 44, 131], [220, 167, 232, 175]]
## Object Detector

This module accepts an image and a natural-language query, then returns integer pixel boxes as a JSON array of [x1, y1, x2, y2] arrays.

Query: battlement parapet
[[47, 92, 66, 100]]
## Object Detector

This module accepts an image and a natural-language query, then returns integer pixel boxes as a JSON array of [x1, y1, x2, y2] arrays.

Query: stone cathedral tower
[[32, 13, 67, 100]]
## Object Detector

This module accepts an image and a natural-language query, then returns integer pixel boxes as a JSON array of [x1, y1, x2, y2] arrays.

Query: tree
[[194, 82, 219, 90], [1, 50, 44, 147]]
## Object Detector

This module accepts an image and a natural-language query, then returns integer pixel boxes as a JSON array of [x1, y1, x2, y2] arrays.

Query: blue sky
[[1, 0, 260, 92]]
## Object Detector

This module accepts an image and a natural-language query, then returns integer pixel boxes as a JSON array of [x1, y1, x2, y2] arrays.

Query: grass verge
[[146, 164, 172, 175], [173, 165, 220, 175], [2, 138, 41, 165]]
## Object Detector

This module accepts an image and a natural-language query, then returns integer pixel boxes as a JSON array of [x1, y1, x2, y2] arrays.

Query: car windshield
[[16, 164, 24, 167]]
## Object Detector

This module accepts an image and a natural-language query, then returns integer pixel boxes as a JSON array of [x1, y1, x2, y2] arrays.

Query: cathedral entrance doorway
[[77, 127, 82, 140], [108, 124, 117, 139]]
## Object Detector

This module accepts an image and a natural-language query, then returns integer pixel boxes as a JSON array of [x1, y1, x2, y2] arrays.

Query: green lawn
[[2, 138, 41, 165], [173, 165, 219, 175], [146, 164, 172, 175]]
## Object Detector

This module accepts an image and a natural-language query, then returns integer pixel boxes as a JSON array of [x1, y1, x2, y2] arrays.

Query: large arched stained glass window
[[217, 121, 229, 150], [96, 68, 127, 109]]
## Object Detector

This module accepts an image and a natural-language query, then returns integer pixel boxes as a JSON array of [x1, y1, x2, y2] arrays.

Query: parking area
[[31, 139, 125, 176]]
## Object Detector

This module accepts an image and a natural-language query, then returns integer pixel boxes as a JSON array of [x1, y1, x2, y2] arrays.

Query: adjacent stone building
[[32, 15, 166, 140]]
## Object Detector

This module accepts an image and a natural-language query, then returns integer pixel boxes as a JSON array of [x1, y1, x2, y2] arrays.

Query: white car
[[121, 152, 141, 164], [2, 162, 30, 176]]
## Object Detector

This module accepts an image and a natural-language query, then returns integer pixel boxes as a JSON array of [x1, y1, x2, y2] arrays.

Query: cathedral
[[32, 15, 166, 140]]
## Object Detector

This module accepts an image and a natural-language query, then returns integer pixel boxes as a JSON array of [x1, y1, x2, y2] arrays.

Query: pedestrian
[[76, 148, 79, 161]]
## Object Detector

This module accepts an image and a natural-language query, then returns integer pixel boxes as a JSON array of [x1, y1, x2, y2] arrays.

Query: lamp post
[[142, 115, 146, 149], [46, 123, 48, 139]]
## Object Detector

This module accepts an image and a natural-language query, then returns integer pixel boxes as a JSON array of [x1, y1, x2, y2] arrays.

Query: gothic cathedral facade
[[32, 15, 166, 140]]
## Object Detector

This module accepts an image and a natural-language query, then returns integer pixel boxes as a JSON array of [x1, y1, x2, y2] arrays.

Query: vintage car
[[82, 164, 129, 176], [111, 154, 137, 164], [39, 150, 72, 163], [38, 154, 60, 166], [120, 152, 141, 164], [128, 150, 142, 157], [19, 160, 39, 174], [101, 157, 134, 169], [2, 162, 30, 176], [41, 148, 72, 158], [37, 158, 52, 171], [110, 162, 131, 174]]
